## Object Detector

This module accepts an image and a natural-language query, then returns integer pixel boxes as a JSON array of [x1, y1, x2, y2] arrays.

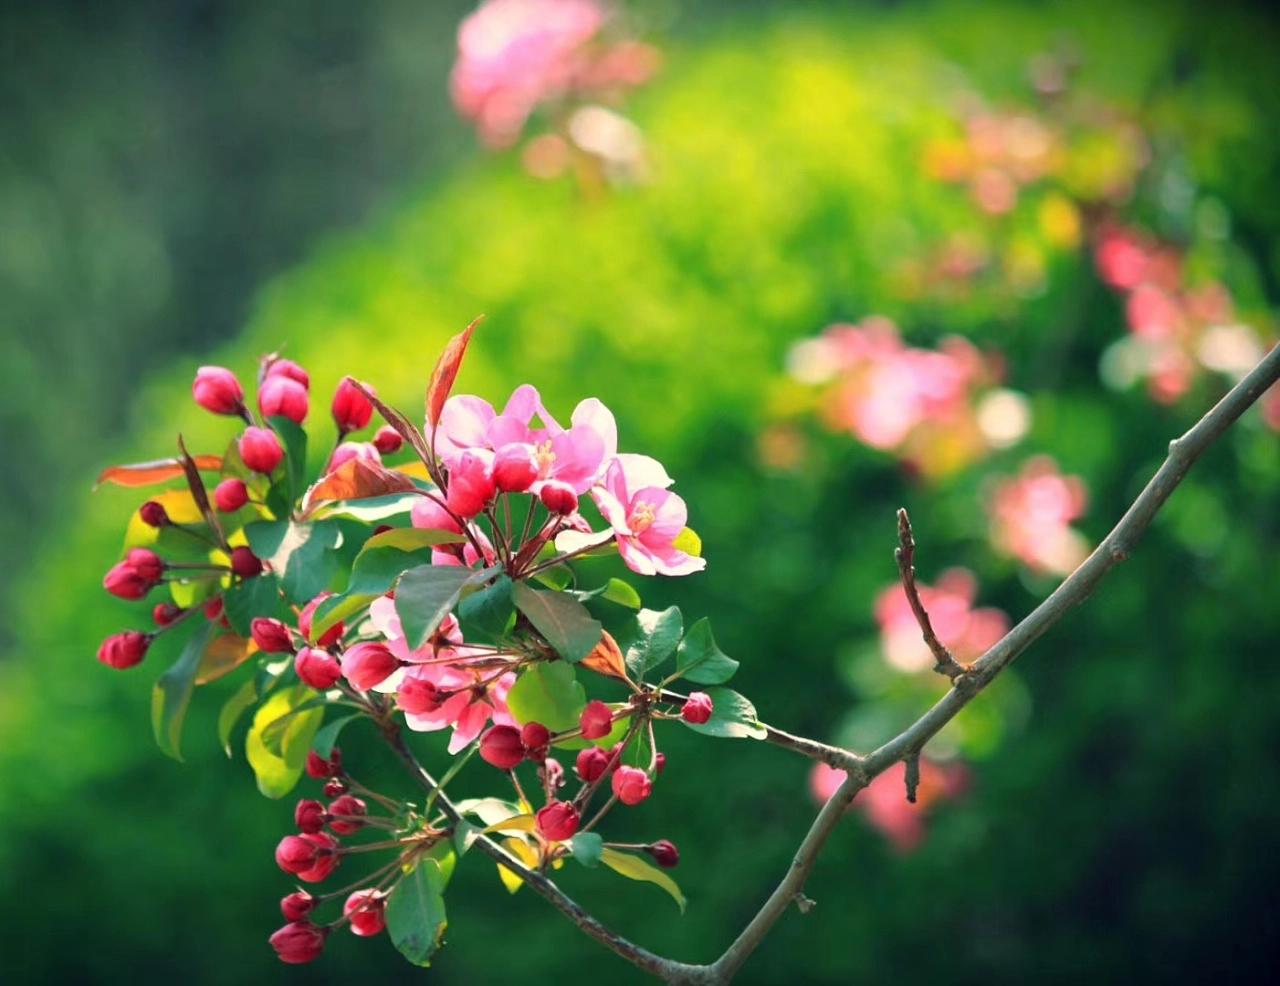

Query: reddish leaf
[[350, 380, 434, 466], [95, 455, 223, 490], [196, 634, 258, 685], [581, 630, 632, 683], [303, 457, 417, 515], [425, 315, 483, 427], [177, 436, 223, 542]]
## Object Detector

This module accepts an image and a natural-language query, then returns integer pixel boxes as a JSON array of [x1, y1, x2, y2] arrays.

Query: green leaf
[[386, 851, 453, 967], [674, 618, 739, 685], [268, 415, 308, 502], [312, 492, 421, 522], [672, 527, 702, 557], [574, 577, 642, 610], [150, 622, 215, 761], [169, 575, 221, 609], [621, 606, 683, 677], [222, 572, 288, 637], [680, 687, 767, 740], [567, 832, 604, 868], [217, 676, 259, 758], [512, 583, 603, 663], [245, 684, 325, 798], [394, 565, 477, 651], [599, 848, 686, 912], [245, 519, 342, 604], [457, 575, 515, 640], [312, 713, 361, 758], [505, 662, 587, 733]]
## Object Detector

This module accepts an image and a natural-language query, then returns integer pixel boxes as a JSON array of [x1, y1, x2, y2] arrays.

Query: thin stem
[[894, 508, 965, 679]]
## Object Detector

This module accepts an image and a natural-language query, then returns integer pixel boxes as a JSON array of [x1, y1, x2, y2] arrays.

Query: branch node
[[793, 892, 816, 915], [903, 752, 921, 804], [1109, 541, 1130, 562], [895, 508, 966, 680]]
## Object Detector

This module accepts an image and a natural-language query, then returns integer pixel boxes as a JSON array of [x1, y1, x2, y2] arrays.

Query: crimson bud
[[579, 700, 613, 740], [575, 746, 610, 783], [126, 547, 165, 582], [203, 596, 224, 621], [299, 593, 343, 648], [397, 675, 442, 715], [343, 890, 386, 937], [539, 479, 578, 515], [96, 630, 151, 669], [213, 477, 249, 513], [230, 546, 263, 578], [535, 800, 580, 842], [322, 777, 348, 799], [611, 765, 653, 806], [280, 890, 316, 922], [275, 833, 338, 880], [372, 425, 403, 454], [521, 721, 551, 757], [645, 839, 679, 868], [294, 799, 326, 834], [326, 441, 380, 474], [445, 449, 496, 518], [306, 749, 342, 779], [295, 647, 342, 690], [139, 500, 169, 527], [269, 920, 328, 964], [152, 602, 182, 627], [251, 617, 294, 653], [479, 724, 525, 770], [239, 426, 284, 474], [331, 377, 374, 434], [655, 752, 667, 775], [192, 366, 244, 416], [491, 444, 539, 493], [681, 691, 714, 725], [258, 374, 309, 424], [265, 357, 310, 389], [327, 794, 367, 836], [340, 641, 399, 691]]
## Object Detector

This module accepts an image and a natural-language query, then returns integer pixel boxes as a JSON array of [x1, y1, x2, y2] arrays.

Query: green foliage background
[[2, 1, 1278, 982]]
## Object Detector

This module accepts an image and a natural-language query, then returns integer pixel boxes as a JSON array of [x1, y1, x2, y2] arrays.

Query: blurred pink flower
[[874, 568, 1009, 672], [810, 759, 968, 852], [988, 456, 1089, 576]]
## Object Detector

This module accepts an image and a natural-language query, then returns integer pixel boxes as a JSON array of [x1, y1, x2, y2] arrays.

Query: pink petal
[[617, 536, 658, 576], [649, 544, 706, 577], [405, 690, 471, 733], [449, 699, 493, 752], [570, 398, 617, 460], [434, 395, 495, 467], [635, 486, 686, 541], [615, 453, 673, 491], [549, 425, 606, 493]]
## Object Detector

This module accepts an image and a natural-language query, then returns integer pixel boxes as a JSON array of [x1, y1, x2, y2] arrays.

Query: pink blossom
[[874, 568, 1009, 673], [326, 441, 381, 475], [810, 759, 968, 852], [410, 497, 495, 568], [592, 454, 703, 576], [988, 456, 1089, 576]]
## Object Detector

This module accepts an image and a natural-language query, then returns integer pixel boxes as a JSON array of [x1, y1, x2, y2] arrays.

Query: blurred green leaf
[[217, 676, 258, 758], [568, 832, 604, 868], [150, 622, 215, 761], [312, 713, 361, 758]]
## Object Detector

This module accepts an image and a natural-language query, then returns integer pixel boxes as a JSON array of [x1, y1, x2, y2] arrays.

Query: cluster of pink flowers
[[786, 317, 1024, 478], [1095, 224, 1279, 415], [810, 759, 969, 852], [451, 0, 658, 151], [987, 455, 1090, 576], [874, 568, 1009, 673]]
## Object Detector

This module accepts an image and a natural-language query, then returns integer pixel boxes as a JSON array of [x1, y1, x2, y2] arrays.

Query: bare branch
[[381, 344, 1280, 984], [894, 508, 966, 680]]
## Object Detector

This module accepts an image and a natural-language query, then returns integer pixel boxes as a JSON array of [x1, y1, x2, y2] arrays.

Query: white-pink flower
[[592, 454, 703, 577]]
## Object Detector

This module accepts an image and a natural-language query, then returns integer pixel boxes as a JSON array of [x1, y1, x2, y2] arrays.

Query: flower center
[[535, 439, 557, 477], [628, 500, 656, 534]]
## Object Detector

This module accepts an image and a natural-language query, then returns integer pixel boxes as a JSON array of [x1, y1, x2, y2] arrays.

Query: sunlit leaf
[[505, 662, 587, 734], [599, 848, 687, 912], [94, 454, 222, 489], [245, 519, 342, 604], [245, 684, 324, 798], [301, 457, 416, 516], [496, 837, 538, 894], [218, 676, 258, 758]]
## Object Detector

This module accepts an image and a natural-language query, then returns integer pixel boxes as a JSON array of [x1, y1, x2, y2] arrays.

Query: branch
[[894, 508, 966, 679], [382, 345, 1280, 984]]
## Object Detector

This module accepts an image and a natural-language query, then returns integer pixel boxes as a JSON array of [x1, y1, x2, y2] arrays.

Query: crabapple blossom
[[535, 800, 580, 842], [258, 373, 309, 424], [612, 765, 652, 806], [213, 477, 249, 512], [239, 426, 284, 474], [269, 921, 327, 964], [295, 647, 342, 690], [491, 442, 539, 492], [539, 479, 578, 515], [810, 760, 968, 852], [280, 891, 316, 922], [331, 376, 373, 434], [340, 642, 399, 691], [96, 631, 150, 669], [344, 890, 386, 937], [593, 455, 704, 577], [294, 799, 326, 834], [479, 724, 526, 769], [192, 366, 244, 416], [445, 449, 497, 518]]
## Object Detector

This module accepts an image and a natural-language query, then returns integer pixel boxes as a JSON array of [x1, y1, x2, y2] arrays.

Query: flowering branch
[[375, 344, 1278, 984]]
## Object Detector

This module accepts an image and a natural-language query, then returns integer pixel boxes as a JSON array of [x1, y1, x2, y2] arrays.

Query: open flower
[[592, 455, 704, 576]]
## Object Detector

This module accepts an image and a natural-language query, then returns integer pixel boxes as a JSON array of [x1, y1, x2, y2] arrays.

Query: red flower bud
[[579, 700, 613, 740], [446, 449, 496, 518], [491, 444, 539, 493], [535, 800, 580, 842], [294, 799, 326, 834], [343, 889, 387, 937], [213, 477, 249, 513], [655, 752, 667, 775], [331, 377, 374, 434], [203, 596, 224, 621], [96, 630, 151, 669], [274, 832, 338, 880], [397, 675, 442, 715], [126, 547, 165, 582], [479, 725, 526, 770], [645, 839, 679, 868], [280, 890, 316, 922], [327, 794, 367, 836], [251, 617, 294, 653], [258, 374, 309, 424], [152, 602, 182, 627], [341, 641, 399, 691], [681, 691, 714, 725], [192, 365, 244, 416], [295, 646, 342, 690], [322, 777, 348, 799], [139, 500, 170, 527], [299, 593, 343, 648], [230, 546, 263, 578], [239, 426, 284, 474], [265, 357, 310, 389], [103, 562, 149, 600], [372, 425, 403, 455], [269, 920, 328, 964], [306, 749, 342, 779], [539, 479, 579, 515], [574, 746, 610, 783], [326, 441, 380, 474], [611, 765, 652, 806], [521, 721, 551, 756]]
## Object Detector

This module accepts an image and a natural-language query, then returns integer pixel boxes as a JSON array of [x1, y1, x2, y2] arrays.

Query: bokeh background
[[2, 0, 1279, 982]]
